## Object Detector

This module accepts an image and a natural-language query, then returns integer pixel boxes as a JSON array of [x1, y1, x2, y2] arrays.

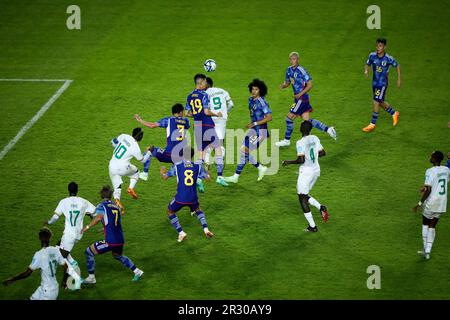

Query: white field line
[[0, 79, 73, 160]]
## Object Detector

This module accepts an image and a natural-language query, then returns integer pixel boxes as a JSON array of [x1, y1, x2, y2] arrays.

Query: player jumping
[[223, 79, 271, 183], [363, 38, 401, 132], [282, 121, 330, 232], [412, 151, 449, 260], [81, 185, 144, 284], [160, 147, 214, 242], [276, 51, 336, 147], [134, 103, 190, 181], [109, 127, 151, 212]]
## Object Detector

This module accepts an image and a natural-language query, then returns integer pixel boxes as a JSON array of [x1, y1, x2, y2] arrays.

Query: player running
[[276, 51, 336, 147], [223, 79, 271, 183], [134, 103, 190, 181], [2, 227, 74, 300], [160, 147, 214, 242], [110, 127, 151, 212], [45, 181, 95, 284], [185, 73, 226, 189], [362, 38, 401, 132], [81, 185, 144, 284], [282, 121, 330, 232], [204, 77, 234, 176], [412, 151, 449, 260]]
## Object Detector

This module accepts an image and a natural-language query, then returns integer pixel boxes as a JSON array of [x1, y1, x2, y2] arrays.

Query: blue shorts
[[154, 148, 174, 163], [168, 198, 199, 213], [243, 129, 268, 151], [373, 86, 387, 102], [194, 126, 219, 152], [290, 100, 313, 116], [92, 240, 123, 255]]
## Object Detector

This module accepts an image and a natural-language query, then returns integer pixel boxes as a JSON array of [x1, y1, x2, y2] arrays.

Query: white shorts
[[109, 162, 139, 189], [422, 210, 443, 220], [30, 286, 58, 300], [297, 168, 320, 195], [213, 119, 227, 140], [60, 233, 80, 252]]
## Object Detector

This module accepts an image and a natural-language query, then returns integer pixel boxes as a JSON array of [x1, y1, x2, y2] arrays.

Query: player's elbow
[[265, 114, 273, 122], [319, 149, 326, 157]]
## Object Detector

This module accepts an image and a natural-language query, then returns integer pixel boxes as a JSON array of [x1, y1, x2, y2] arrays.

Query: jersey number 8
[[184, 170, 194, 186]]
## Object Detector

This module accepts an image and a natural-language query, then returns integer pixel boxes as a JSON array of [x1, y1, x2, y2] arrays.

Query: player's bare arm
[[204, 108, 222, 118], [246, 114, 273, 129], [396, 65, 401, 88], [282, 155, 306, 166], [160, 166, 169, 180], [279, 80, 290, 89], [294, 80, 313, 100], [319, 149, 326, 157], [364, 64, 370, 78], [134, 114, 160, 128], [412, 185, 432, 213], [2, 268, 33, 286], [82, 214, 103, 234]]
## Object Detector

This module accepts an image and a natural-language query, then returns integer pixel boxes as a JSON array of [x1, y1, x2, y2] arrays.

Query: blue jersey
[[157, 116, 190, 153], [249, 96, 272, 134], [167, 160, 208, 203], [285, 65, 312, 102], [366, 52, 398, 87], [185, 89, 214, 127], [96, 200, 124, 245]]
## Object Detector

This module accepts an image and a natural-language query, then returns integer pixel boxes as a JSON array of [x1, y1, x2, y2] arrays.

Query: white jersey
[[29, 246, 65, 290], [424, 166, 450, 213], [55, 196, 96, 240], [206, 87, 233, 121], [110, 134, 143, 166], [296, 135, 323, 174]]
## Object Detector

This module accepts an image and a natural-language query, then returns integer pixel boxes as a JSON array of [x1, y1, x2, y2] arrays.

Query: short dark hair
[[39, 227, 52, 243], [248, 78, 268, 97], [172, 103, 184, 114], [132, 127, 144, 142], [206, 77, 213, 87], [300, 120, 313, 135], [376, 38, 387, 45], [68, 181, 78, 195], [100, 185, 113, 199], [194, 73, 206, 84], [432, 151, 444, 163]]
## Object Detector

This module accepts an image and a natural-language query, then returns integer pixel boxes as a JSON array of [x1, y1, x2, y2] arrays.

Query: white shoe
[[223, 174, 239, 184], [83, 275, 96, 284], [139, 172, 148, 181], [257, 165, 268, 181], [417, 250, 425, 256], [204, 228, 214, 238], [216, 176, 229, 187], [327, 127, 337, 140], [132, 269, 144, 282], [177, 231, 187, 242], [424, 252, 431, 260], [204, 150, 212, 165], [275, 139, 291, 147]]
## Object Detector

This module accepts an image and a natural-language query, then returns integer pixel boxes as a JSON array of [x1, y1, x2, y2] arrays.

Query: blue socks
[[285, 116, 294, 140], [385, 106, 396, 116], [310, 119, 329, 132], [216, 155, 224, 177], [195, 210, 208, 229], [168, 214, 183, 233], [85, 247, 95, 274], [370, 112, 379, 124], [113, 255, 136, 271], [236, 151, 259, 174]]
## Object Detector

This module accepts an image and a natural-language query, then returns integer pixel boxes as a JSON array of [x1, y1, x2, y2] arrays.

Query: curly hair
[[248, 78, 268, 97]]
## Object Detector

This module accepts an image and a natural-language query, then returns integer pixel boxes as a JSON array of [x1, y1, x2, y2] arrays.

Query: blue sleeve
[[158, 117, 169, 128], [285, 68, 290, 82], [185, 118, 190, 129], [446, 158, 450, 169], [167, 165, 176, 178], [366, 54, 374, 65], [111, 138, 119, 148], [185, 96, 192, 111], [202, 93, 210, 110], [390, 56, 398, 67], [198, 165, 208, 179], [96, 204, 105, 216], [260, 100, 272, 115], [301, 68, 312, 82]]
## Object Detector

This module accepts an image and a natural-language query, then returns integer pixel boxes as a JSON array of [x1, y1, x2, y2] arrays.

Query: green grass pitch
[[0, 0, 449, 299]]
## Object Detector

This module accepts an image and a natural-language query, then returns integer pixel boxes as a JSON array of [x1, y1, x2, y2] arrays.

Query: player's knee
[[85, 247, 94, 257], [286, 115, 294, 124], [59, 248, 69, 258], [113, 253, 122, 260]]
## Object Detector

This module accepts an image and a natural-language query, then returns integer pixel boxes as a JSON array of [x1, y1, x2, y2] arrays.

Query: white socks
[[64, 258, 80, 281], [308, 196, 321, 210], [422, 225, 429, 250], [304, 212, 316, 228], [129, 178, 138, 189], [425, 228, 436, 254]]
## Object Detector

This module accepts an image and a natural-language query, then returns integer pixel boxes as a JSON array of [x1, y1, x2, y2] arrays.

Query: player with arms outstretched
[[134, 103, 190, 181], [282, 121, 330, 232], [412, 151, 449, 260], [363, 38, 401, 132], [224, 79, 271, 183], [45, 181, 95, 285], [276, 51, 336, 147], [160, 148, 214, 242], [110, 127, 151, 212], [81, 185, 144, 284], [2, 227, 73, 299]]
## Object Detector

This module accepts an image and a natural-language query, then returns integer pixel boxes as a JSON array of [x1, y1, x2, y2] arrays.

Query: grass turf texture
[[0, 0, 449, 299]]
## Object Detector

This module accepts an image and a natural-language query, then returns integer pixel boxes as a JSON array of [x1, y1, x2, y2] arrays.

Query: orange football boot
[[127, 187, 138, 200], [392, 111, 399, 126], [115, 199, 125, 214], [362, 123, 376, 132]]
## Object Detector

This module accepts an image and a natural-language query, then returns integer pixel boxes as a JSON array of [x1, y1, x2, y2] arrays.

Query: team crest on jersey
[[381, 60, 387, 66]]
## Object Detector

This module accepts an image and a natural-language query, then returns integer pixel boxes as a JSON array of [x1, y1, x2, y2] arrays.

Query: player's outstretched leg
[[298, 194, 318, 232], [276, 115, 294, 147], [363, 101, 380, 132], [83, 246, 97, 284], [215, 147, 228, 187], [194, 209, 214, 238], [127, 170, 139, 200], [112, 252, 144, 282], [307, 195, 330, 222], [310, 119, 337, 140], [381, 102, 399, 126], [168, 212, 187, 242]]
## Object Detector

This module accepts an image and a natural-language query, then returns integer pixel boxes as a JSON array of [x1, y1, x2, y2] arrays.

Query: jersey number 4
[[189, 99, 203, 115]]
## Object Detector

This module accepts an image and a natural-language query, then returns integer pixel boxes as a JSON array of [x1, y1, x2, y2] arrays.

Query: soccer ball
[[204, 59, 216, 72]]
